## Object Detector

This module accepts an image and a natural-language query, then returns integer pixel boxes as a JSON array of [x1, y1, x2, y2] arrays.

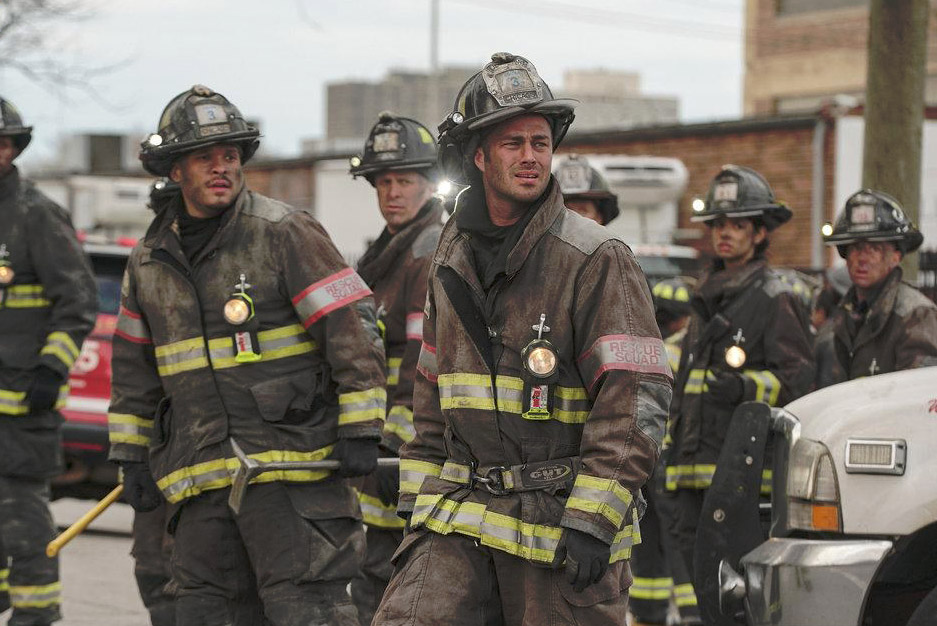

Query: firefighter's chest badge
[[0, 244, 14, 285]]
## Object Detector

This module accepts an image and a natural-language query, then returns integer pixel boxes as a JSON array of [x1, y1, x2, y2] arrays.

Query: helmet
[[0, 97, 33, 152], [139, 85, 259, 177], [553, 154, 619, 224], [691, 164, 792, 230], [823, 189, 923, 258], [147, 178, 181, 213], [651, 276, 695, 317], [437, 52, 577, 184], [349, 111, 438, 185]]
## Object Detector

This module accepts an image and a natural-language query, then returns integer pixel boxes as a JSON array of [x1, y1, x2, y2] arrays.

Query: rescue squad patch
[[578, 334, 672, 390]]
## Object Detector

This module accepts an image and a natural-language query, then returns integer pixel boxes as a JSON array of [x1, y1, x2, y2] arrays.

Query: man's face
[[374, 170, 434, 234], [566, 198, 603, 225], [845, 241, 901, 291], [710, 215, 766, 267], [170, 144, 244, 218], [474, 114, 552, 208], [0, 136, 20, 179]]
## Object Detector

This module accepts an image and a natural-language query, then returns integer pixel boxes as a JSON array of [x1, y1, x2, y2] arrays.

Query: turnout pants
[[171, 482, 365, 626], [374, 530, 631, 626], [0, 476, 60, 626], [657, 487, 704, 625], [351, 526, 402, 626], [628, 484, 673, 625], [132, 502, 176, 626]]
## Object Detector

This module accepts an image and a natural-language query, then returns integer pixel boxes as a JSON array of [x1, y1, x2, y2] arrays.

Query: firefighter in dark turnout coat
[[374, 53, 672, 626], [817, 189, 937, 386], [662, 166, 814, 623], [0, 96, 98, 626], [347, 112, 444, 625], [107, 86, 386, 626]]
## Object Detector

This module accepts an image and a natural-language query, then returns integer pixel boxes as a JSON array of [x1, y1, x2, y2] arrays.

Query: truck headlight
[[787, 438, 842, 532]]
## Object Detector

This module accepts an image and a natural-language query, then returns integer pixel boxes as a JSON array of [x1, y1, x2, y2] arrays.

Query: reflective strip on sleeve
[[1, 284, 51, 308], [386, 356, 402, 387], [0, 565, 8, 592], [384, 404, 415, 443], [399, 458, 442, 495], [566, 474, 634, 529], [682, 368, 707, 395], [741, 369, 782, 405], [338, 387, 386, 426], [40, 331, 81, 370], [673, 582, 699, 607], [115, 306, 152, 344], [416, 342, 437, 382], [609, 518, 642, 562], [405, 312, 424, 341], [439, 460, 472, 485], [665, 342, 682, 375], [207, 324, 316, 369], [108, 412, 154, 446], [630, 576, 675, 601], [0, 387, 67, 416], [438, 373, 495, 411], [292, 268, 372, 328], [665, 464, 716, 490], [9, 581, 61, 609], [358, 492, 407, 529], [156, 445, 335, 503], [155, 337, 209, 377], [578, 334, 672, 391]]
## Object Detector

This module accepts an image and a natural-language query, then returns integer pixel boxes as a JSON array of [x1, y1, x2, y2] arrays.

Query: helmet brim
[[692, 204, 792, 230], [141, 133, 260, 176]]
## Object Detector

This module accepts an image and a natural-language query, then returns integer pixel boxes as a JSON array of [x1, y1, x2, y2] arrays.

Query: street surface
[[0, 498, 148, 626]]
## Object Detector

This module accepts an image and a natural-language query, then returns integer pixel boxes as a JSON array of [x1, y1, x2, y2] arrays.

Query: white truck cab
[[700, 366, 937, 626]]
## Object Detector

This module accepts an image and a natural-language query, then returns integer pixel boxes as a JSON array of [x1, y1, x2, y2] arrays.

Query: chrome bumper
[[731, 538, 893, 625]]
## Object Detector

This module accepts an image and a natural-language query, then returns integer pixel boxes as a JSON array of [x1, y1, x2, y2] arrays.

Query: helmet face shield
[[139, 85, 260, 177], [350, 112, 438, 184]]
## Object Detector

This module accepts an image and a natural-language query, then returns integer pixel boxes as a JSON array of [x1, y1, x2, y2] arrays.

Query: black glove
[[705, 369, 745, 405], [26, 365, 64, 413], [333, 438, 379, 478], [121, 461, 163, 512], [374, 461, 400, 507], [562, 529, 610, 592]]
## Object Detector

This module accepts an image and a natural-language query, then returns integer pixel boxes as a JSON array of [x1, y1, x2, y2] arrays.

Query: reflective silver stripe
[[438, 373, 495, 411], [292, 268, 371, 327], [439, 460, 472, 484], [566, 473, 634, 529], [115, 306, 151, 344], [417, 341, 437, 381], [609, 523, 640, 561], [9, 581, 62, 609], [41, 331, 80, 370], [741, 369, 781, 405], [108, 413, 154, 446], [207, 324, 316, 369], [358, 492, 406, 529], [155, 337, 209, 376], [384, 404, 415, 443], [665, 464, 716, 490], [399, 459, 442, 495], [0, 387, 66, 416], [338, 387, 386, 426], [578, 334, 672, 391], [683, 368, 706, 395], [405, 312, 423, 340], [479, 511, 561, 562], [1, 284, 50, 308], [386, 357, 402, 387]]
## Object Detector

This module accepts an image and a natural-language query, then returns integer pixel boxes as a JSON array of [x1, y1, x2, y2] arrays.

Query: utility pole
[[862, 0, 930, 280]]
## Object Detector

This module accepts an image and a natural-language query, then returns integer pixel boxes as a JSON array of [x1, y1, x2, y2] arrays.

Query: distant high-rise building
[[320, 66, 679, 150], [744, 0, 937, 115]]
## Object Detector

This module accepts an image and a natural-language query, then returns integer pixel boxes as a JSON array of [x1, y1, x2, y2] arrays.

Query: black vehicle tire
[[907, 585, 937, 626]]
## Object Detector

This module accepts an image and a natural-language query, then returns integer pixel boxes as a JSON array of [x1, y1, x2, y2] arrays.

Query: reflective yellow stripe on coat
[[9, 581, 61, 609], [0, 387, 68, 416], [0, 284, 51, 308]]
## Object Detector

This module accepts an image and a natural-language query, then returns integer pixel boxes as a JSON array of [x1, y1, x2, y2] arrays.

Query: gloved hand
[[121, 461, 163, 512], [333, 438, 379, 478], [562, 529, 610, 592], [374, 461, 400, 507], [705, 369, 745, 405], [26, 365, 64, 413]]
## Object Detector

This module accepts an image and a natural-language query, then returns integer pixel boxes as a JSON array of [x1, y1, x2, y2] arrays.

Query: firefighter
[[817, 189, 937, 386], [373, 52, 672, 625], [662, 165, 814, 624], [346, 112, 444, 625], [554, 153, 675, 625], [0, 96, 98, 625], [553, 153, 620, 226], [107, 85, 386, 626]]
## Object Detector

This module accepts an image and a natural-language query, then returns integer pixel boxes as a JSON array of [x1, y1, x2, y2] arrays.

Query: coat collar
[[836, 267, 903, 352], [357, 198, 442, 286], [0, 166, 20, 200]]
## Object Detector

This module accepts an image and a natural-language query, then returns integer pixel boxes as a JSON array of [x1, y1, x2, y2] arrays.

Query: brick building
[[744, 0, 937, 114]]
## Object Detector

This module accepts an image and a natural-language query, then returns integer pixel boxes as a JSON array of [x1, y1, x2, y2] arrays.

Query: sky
[[2, 0, 745, 169]]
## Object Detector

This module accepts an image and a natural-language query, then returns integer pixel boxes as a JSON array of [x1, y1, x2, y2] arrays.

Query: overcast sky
[[3, 0, 744, 169]]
